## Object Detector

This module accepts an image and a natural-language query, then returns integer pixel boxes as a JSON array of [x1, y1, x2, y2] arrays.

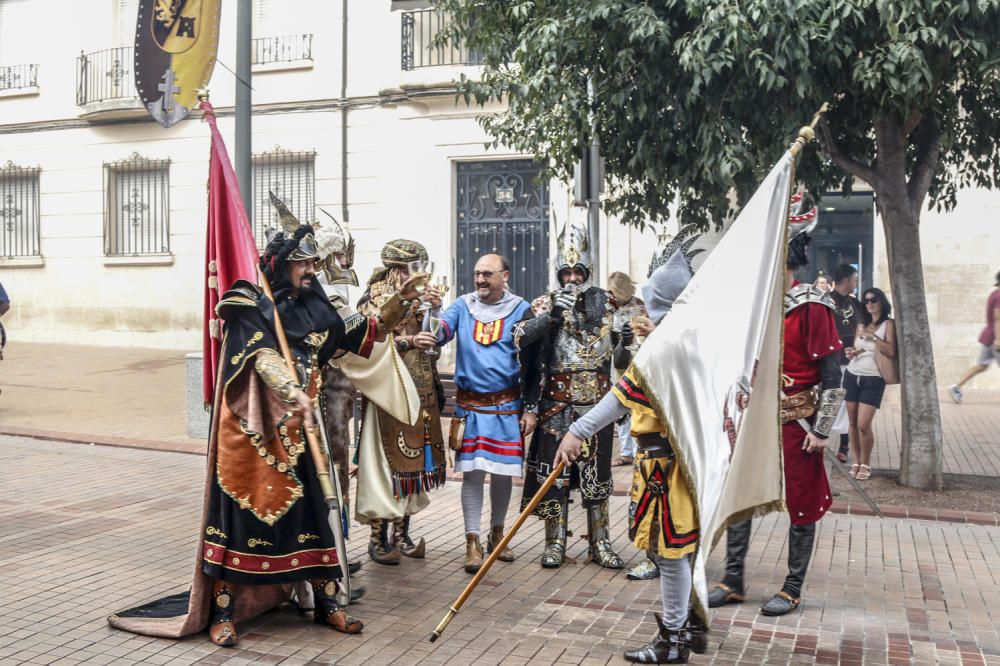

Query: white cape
[[632, 151, 794, 617]]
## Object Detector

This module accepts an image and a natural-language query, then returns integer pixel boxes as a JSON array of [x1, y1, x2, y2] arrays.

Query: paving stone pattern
[[2, 436, 1000, 665]]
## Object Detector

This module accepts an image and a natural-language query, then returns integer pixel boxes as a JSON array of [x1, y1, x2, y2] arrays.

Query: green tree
[[434, 0, 1000, 490]]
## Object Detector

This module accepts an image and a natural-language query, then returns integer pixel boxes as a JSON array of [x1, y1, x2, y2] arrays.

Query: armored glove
[[620, 322, 634, 346], [550, 288, 578, 318]]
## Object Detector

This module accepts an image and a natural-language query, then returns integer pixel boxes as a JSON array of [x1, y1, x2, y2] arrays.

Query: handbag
[[874, 320, 900, 385], [448, 416, 466, 452]]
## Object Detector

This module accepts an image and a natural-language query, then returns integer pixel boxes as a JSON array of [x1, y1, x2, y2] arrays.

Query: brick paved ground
[[2, 435, 1000, 666]]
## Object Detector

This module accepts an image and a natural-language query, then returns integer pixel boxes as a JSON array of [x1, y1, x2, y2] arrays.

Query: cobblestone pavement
[[2, 435, 1000, 666], [2, 343, 998, 476]]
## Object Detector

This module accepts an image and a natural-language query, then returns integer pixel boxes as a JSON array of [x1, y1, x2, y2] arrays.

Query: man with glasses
[[424, 254, 536, 573]]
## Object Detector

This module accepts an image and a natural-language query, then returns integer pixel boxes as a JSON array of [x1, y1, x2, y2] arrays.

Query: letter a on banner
[[134, 0, 222, 127]]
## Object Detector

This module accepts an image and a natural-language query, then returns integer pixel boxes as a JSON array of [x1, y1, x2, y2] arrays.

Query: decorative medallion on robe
[[472, 319, 504, 346]]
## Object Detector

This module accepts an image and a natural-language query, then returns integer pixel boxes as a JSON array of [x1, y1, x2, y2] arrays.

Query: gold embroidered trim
[[298, 533, 320, 543], [231, 331, 265, 366], [205, 526, 228, 539], [248, 538, 274, 548]]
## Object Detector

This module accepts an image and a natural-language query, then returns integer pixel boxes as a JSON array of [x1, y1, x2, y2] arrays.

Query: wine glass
[[424, 316, 443, 357], [407, 260, 434, 294], [626, 307, 650, 353]]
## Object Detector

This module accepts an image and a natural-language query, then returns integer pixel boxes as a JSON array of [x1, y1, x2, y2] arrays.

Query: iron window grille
[[252, 148, 316, 248], [253, 34, 313, 65], [103, 154, 171, 256], [0, 162, 41, 259], [0, 64, 38, 92], [401, 9, 485, 70], [77, 47, 137, 106]]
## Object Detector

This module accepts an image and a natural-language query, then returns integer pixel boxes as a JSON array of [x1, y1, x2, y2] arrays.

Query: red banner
[[200, 100, 259, 404]]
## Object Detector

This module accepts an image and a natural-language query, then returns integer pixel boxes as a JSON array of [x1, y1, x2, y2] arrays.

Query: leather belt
[[456, 386, 521, 415], [780, 388, 817, 424], [636, 433, 674, 458], [542, 371, 610, 405]]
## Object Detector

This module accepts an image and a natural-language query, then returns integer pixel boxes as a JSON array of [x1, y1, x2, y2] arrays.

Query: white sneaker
[[946, 385, 963, 404]]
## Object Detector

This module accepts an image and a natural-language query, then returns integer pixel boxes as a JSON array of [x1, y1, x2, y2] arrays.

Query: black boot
[[368, 518, 401, 565], [586, 500, 624, 569], [393, 516, 426, 558], [686, 610, 708, 655], [623, 613, 690, 664], [707, 520, 751, 607], [761, 522, 815, 616], [540, 496, 569, 568], [310, 579, 364, 634], [208, 579, 237, 647]]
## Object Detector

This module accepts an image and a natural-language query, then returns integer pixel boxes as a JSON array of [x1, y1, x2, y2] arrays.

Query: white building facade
[[0, 0, 996, 388]]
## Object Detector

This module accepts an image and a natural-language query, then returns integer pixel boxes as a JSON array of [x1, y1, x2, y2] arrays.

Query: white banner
[[633, 151, 794, 615]]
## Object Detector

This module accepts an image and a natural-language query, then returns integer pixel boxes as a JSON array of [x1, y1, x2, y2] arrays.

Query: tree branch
[[906, 112, 941, 212], [817, 117, 880, 188]]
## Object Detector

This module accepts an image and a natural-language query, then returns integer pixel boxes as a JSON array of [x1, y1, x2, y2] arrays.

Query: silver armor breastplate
[[550, 326, 614, 374]]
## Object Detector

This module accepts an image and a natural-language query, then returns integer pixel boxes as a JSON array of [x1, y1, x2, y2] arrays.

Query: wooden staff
[[256, 269, 339, 516], [428, 462, 566, 643]]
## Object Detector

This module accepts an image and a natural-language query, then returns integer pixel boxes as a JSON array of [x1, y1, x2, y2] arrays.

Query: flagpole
[[235, 0, 253, 218]]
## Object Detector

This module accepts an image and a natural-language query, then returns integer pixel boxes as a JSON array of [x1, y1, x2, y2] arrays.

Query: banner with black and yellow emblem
[[134, 0, 222, 127]]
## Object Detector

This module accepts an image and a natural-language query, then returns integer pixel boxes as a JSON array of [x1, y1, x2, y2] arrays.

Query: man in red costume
[[707, 221, 845, 617]]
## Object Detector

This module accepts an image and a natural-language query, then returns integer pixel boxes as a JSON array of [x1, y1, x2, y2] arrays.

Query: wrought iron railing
[[401, 9, 484, 70], [252, 149, 316, 248], [0, 64, 39, 93], [103, 153, 171, 256], [0, 162, 42, 259], [253, 34, 313, 65], [77, 47, 138, 106]]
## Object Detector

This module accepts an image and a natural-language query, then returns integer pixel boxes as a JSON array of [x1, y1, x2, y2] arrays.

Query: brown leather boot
[[310, 579, 364, 634], [487, 525, 515, 562], [464, 533, 483, 574], [208, 579, 238, 647], [368, 519, 401, 565]]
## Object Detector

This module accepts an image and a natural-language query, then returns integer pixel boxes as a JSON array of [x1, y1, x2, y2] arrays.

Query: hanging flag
[[201, 100, 259, 404], [631, 150, 795, 617], [135, 0, 223, 127]]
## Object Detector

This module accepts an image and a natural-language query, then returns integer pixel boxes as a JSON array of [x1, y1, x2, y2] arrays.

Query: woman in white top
[[843, 288, 897, 480]]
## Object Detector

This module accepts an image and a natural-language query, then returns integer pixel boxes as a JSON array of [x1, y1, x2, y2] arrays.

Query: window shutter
[[119, 0, 140, 46], [0, 0, 34, 62]]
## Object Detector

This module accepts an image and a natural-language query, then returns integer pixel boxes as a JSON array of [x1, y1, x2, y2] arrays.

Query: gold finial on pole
[[196, 88, 210, 103], [789, 102, 830, 157]]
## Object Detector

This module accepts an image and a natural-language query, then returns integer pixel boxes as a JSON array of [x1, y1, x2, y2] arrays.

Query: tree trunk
[[878, 200, 943, 490]]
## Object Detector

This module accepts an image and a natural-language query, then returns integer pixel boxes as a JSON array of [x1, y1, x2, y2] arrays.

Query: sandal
[[848, 463, 859, 478], [613, 456, 634, 467], [855, 464, 871, 480]]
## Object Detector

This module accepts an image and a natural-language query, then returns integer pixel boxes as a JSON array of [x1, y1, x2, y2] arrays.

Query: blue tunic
[[438, 295, 531, 477]]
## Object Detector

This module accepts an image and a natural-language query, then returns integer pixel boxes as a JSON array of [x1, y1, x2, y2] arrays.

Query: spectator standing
[[813, 272, 830, 293], [608, 271, 641, 466], [843, 288, 897, 480], [947, 271, 1000, 403], [828, 264, 863, 462], [0, 281, 8, 361]]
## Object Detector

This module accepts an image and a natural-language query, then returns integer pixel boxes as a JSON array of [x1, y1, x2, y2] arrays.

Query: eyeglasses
[[473, 270, 504, 278], [863, 297, 880, 304]]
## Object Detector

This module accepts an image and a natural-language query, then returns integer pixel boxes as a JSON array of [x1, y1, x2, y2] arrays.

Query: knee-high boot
[[392, 515, 426, 558], [586, 500, 624, 569], [208, 579, 238, 647], [368, 518, 401, 565], [540, 496, 569, 569], [760, 521, 816, 616], [707, 519, 751, 607]]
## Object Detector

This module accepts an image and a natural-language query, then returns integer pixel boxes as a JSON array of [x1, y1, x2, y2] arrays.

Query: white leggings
[[650, 552, 692, 631], [460, 470, 513, 536]]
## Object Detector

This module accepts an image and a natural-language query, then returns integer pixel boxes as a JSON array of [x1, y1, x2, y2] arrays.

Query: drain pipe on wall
[[340, 0, 350, 226]]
